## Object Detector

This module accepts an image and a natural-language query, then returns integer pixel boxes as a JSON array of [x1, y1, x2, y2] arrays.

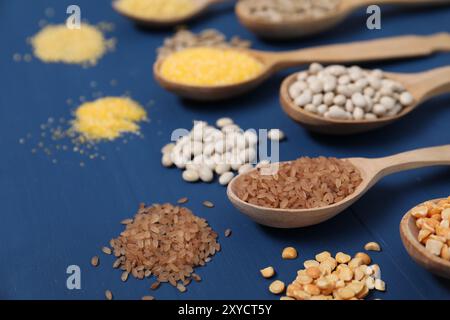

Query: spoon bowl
[[227, 145, 450, 228], [113, 0, 217, 28], [280, 66, 450, 135], [236, 0, 449, 39], [153, 33, 450, 101], [153, 50, 274, 101], [400, 199, 450, 279], [235, 0, 350, 39]]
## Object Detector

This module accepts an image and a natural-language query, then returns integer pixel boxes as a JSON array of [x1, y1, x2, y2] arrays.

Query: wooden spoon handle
[[373, 145, 450, 177], [267, 33, 450, 70], [404, 66, 450, 101]]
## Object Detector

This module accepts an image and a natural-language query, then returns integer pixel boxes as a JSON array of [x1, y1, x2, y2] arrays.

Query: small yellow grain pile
[[31, 23, 114, 65], [71, 97, 147, 141], [160, 47, 264, 87], [115, 0, 197, 20]]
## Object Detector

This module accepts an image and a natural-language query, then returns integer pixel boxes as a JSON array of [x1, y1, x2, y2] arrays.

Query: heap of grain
[[234, 157, 362, 209], [110, 203, 220, 288], [31, 23, 115, 66]]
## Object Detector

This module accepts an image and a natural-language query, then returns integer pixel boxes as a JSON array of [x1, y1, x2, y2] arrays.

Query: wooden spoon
[[400, 199, 450, 279], [154, 33, 450, 100], [236, 0, 449, 39], [113, 0, 229, 27], [280, 66, 450, 135], [227, 145, 450, 228]]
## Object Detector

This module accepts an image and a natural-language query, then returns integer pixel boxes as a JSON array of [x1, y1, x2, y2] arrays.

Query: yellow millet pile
[[31, 23, 114, 65], [71, 97, 147, 141], [159, 47, 264, 87]]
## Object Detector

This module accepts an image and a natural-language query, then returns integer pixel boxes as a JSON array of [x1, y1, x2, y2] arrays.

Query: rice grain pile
[[109, 203, 220, 287], [234, 157, 362, 209]]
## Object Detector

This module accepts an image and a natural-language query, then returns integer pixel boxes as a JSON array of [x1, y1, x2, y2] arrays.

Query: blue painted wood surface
[[0, 0, 449, 299]]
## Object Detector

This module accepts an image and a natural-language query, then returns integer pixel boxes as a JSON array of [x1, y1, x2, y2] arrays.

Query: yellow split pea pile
[[410, 197, 450, 261], [263, 248, 386, 300], [31, 23, 115, 66]]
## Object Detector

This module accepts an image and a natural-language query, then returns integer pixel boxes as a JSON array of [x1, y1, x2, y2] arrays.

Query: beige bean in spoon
[[154, 33, 450, 101], [113, 0, 229, 28], [227, 145, 450, 228], [280, 65, 450, 135], [236, 0, 450, 39]]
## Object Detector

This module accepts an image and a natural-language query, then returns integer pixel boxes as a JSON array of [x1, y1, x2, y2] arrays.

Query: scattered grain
[[224, 229, 232, 237], [105, 290, 113, 300], [142, 295, 155, 300], [91, 256, 99, 267], [102, 247, 112, 255], [203, 201, 214, 208], [177, 197, 189, 204]]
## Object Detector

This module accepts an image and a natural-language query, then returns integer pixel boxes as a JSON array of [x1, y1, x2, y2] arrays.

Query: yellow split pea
[[31, 23, 114, 65], [72, 97, 147, 141], [115, 0, 197, 20], [159, 47, 264, 87]]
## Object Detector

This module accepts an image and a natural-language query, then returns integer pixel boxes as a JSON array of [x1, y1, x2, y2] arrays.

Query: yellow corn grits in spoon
[[159, 47, 265, 87], [71, 97, 147, 141], [31, 23, 114, 65], [115, 0, 198, 20]]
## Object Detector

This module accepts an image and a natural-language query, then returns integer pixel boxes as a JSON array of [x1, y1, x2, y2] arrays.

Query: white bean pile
[[239, 0, 341, 22], [161, 119, 285, 185], [288, 63, 415, 121]]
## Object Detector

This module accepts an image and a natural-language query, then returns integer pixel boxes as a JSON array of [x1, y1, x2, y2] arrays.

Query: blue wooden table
[[1, 0, 450, 300]]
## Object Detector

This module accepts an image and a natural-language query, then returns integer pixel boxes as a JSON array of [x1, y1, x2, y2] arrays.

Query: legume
[[282, 247, 298, 260], [238, 0, 341, 23], [116, 0, 197, 20], [162, 119, 283, 186], [288, 63, 414, 120], [234, 157, 362, 209], [411, 197, 450, 261]]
